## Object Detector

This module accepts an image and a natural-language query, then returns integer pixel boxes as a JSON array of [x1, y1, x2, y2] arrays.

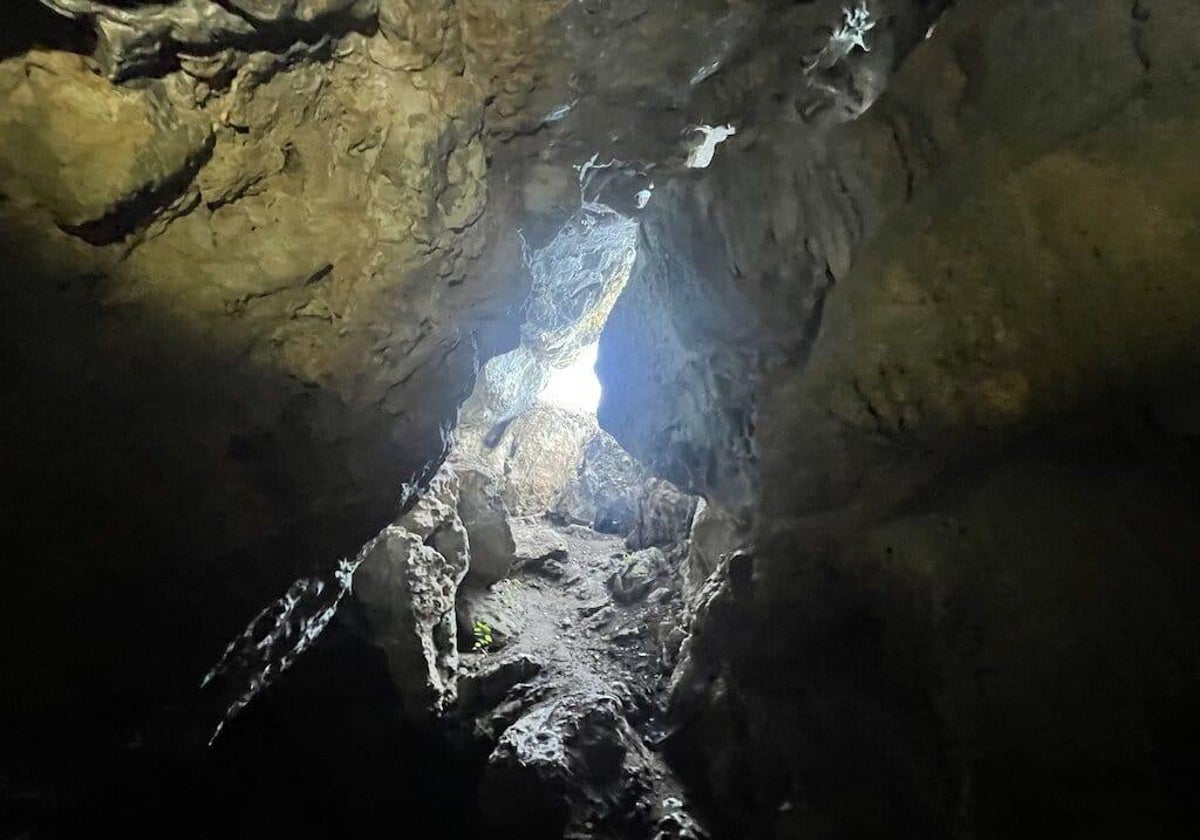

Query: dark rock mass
[[2, 0, 1199, 838]]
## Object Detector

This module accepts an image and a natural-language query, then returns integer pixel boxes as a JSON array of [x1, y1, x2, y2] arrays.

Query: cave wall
[[599, 0, 1200, 836], [0, 0, 550, 793]]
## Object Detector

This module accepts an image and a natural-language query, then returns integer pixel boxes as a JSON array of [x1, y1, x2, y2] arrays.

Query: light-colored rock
[[40, 0, 379, 80], [455, 404, 599, 515], [454, 464, 516, 586], [0, 51, 213, 240], [554, 429, 648, 534], [510, 516, 568, 564], [609, 547, 670, 606], [626, 478, 699, 551], [682, 499, 743, 607], [352, 520, 468, 720]]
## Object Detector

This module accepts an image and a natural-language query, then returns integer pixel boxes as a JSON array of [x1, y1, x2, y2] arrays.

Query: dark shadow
[[0, 0, 95, 61], [0, 207, 469, 837]]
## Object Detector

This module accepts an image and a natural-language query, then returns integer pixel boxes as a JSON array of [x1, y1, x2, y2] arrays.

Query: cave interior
[[2, 1, 1200, 839]]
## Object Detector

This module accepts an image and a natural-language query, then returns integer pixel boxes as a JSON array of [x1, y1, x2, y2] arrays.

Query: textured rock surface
[[454, 404, 599, 515], [555, 430, 650, 534], [599, 1, 1200, 836], [455, 464, 516, 587], [7, 0, 1200, 836], [682, 499, 744, 606], [353, 468, 468, 719], [625, 478, 699, 552], [455, 519, 705, 840], [1, 2, 537, 829], [2, 0, 560, 760]]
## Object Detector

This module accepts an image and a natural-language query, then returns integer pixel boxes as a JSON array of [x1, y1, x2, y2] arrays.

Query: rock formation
[[4, 0, 1200, 837], [598, 1, 1200, 836]]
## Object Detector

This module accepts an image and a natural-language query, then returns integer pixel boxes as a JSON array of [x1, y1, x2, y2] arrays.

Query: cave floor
[[450, 515, 702, 837], [471, 517, 669, 699]]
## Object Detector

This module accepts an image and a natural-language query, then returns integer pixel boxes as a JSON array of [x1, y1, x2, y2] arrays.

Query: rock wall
[[0, 0, 540, 802], [7, 0, 1199, 836], [599, 0, 1200, 836]]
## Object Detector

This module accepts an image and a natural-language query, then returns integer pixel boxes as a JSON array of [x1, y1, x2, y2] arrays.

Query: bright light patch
[[539, 342, 602, 414], [685, 123, 737, 169]]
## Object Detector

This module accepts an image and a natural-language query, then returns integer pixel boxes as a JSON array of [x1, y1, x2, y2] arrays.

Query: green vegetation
[[472, 619, 494, 652]]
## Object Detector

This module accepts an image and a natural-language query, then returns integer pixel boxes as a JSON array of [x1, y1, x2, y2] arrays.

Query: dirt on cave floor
[[451, 514, 704, 838], [471, 518, 679, 706]]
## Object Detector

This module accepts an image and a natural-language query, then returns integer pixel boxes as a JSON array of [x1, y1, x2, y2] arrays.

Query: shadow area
[[0, 214, 480, 836], [0, 1, 95, 61]]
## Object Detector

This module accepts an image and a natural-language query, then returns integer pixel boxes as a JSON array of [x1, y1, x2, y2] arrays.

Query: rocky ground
[[452, 515, 705, 839]]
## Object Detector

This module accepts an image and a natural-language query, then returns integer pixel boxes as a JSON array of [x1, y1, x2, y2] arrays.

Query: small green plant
[[472, 619, 494, 652]]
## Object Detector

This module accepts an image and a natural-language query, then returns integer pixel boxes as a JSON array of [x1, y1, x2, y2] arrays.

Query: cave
[[2, 1, 1199, 839]]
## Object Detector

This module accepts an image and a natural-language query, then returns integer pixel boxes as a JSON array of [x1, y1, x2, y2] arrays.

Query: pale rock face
[[454, 464, 517, 587], [625, 478, 699, 552], [553, 430, 649, 534], [682, 499, 744, 607], [454, 405, 600, 516], [354, 468, 469, 719], [0, 52, 213, 240]]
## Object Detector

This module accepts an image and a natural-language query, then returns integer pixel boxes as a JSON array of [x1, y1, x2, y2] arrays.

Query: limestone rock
[[457, 652, 542, 712], [352, 519, 468, 720], [682, 499, 744, 607], [609, 547, 670, 606], [0, 51, 213, 242], [510, 516, 568, 565], [455, 405, 599, 515], [479, 693, 630, 836], [609, 1, 1200, 835], [554, 429, 649, 535], [40, 0, 379, 80], [626, 479, 699, 552], [454, 464, 516, 586], [1, 5, 524, 776]]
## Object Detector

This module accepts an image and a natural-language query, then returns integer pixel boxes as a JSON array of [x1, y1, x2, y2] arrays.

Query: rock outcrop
[[353, 467, 468, 719], [454, 518, 704, 840], [454, 405, 600, 515], [454, 402, 676, 546], [682, 499, 744, 607], [599, 1, 1200, 836], [625, 479, 699, 553], [456, 464, 517, 586], [554, 430, 649, 535]]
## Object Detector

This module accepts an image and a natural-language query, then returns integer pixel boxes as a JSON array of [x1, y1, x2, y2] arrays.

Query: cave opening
[[539, 340, 602, 415]]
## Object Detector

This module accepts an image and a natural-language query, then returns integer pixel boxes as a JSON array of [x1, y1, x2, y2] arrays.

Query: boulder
[[626, 478, 699, 551], [510, 516, 569, 564], [354, 471, 469, 720], [479, 693, 629, 835], [609, 547, 670, 606], [554, 430, 648, 535], [455, 465, 517, 586], [682, 499, 744, 606]]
